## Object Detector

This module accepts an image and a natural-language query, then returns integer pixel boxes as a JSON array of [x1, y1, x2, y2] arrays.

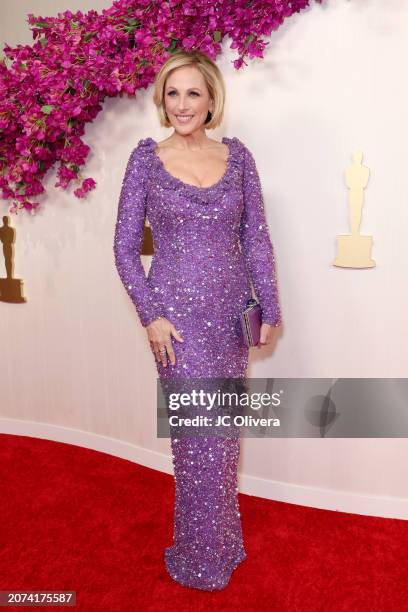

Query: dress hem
[[164, 545, 247, 592]]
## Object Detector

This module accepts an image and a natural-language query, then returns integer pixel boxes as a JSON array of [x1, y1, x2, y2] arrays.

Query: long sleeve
[[239, 143, 282, 326], [113, 146, 167, 327]]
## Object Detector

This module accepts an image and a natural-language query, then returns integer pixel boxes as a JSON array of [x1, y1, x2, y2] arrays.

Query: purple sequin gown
[[113, 136, 282, 591]]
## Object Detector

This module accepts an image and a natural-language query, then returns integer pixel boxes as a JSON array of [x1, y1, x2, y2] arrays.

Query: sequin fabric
[[113, 136, 282, 590]]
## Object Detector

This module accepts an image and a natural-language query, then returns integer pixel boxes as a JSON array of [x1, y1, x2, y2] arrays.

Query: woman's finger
[[156, 343, 167, 367], [171, 325, 184, 343], [165, 339, 176, 366], [151, 341, 163, 363]]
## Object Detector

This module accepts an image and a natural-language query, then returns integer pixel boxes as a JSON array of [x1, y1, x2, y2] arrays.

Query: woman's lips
[[176, 115, 193, 123]]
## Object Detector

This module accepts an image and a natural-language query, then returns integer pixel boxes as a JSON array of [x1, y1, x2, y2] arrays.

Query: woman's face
[[163, 65, 214, 134]]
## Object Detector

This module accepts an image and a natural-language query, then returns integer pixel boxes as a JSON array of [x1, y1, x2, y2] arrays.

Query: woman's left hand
[[256, 323, 280, 348]]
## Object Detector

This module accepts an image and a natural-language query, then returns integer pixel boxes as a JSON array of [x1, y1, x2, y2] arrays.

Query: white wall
[[1, 0, 407, 519]]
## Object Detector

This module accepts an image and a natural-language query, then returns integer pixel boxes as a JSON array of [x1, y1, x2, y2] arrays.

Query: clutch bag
[[240, 298, 262, 347]]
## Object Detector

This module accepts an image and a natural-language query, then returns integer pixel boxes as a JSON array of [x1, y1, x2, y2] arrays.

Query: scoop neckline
[[148, 136, 234, 191]]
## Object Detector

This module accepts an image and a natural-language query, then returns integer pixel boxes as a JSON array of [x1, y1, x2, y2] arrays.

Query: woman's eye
[[167, 91, 199, 96]]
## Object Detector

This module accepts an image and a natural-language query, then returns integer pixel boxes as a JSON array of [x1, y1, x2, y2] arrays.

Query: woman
[[113, 49, 282, 591]]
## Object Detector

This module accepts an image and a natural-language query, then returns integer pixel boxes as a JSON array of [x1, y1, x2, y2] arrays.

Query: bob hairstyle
[[152, 49, 226, 130]]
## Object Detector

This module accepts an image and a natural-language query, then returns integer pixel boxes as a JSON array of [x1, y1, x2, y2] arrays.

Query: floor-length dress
[[113, 135, 282, 591]]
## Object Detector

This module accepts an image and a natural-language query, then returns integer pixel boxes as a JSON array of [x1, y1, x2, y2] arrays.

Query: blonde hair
[[153, 50, 226, 130]]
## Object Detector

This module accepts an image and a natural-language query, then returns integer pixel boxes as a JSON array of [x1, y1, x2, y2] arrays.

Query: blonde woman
[[114, 49, 282, 591]]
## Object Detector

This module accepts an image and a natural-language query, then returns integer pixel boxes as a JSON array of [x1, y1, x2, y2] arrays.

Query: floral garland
[[0, 0, 323, 214]]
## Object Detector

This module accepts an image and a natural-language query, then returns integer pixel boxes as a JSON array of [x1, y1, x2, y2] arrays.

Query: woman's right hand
[[146, 316, 184, 367]]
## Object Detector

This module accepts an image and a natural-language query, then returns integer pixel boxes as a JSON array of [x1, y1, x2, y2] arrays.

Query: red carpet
[[0, 433, 407, 611]]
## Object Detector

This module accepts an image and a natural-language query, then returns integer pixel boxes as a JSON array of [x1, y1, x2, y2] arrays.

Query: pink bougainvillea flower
[[0, 0, 325, 214]]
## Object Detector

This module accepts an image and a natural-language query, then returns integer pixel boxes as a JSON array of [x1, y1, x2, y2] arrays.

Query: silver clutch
[[240, 298, 262, 347]]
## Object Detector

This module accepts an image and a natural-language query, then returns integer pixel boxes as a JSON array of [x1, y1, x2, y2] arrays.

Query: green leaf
[[34, 21, 50, 28], [168, 39, 178, 53], [39, 37, 47, 48], [41, 105, 54, 114], [213, 30, 222, 43]]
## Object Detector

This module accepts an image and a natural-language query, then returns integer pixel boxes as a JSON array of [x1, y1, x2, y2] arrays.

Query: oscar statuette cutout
[[333, 151, 375, 268], [0, 215, 26, 303]]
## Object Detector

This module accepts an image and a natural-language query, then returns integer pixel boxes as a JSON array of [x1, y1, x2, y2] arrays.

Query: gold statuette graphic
[[0, 216, 27, 303], [333, 151, 375, 268], [140, 215, 154, 255]]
